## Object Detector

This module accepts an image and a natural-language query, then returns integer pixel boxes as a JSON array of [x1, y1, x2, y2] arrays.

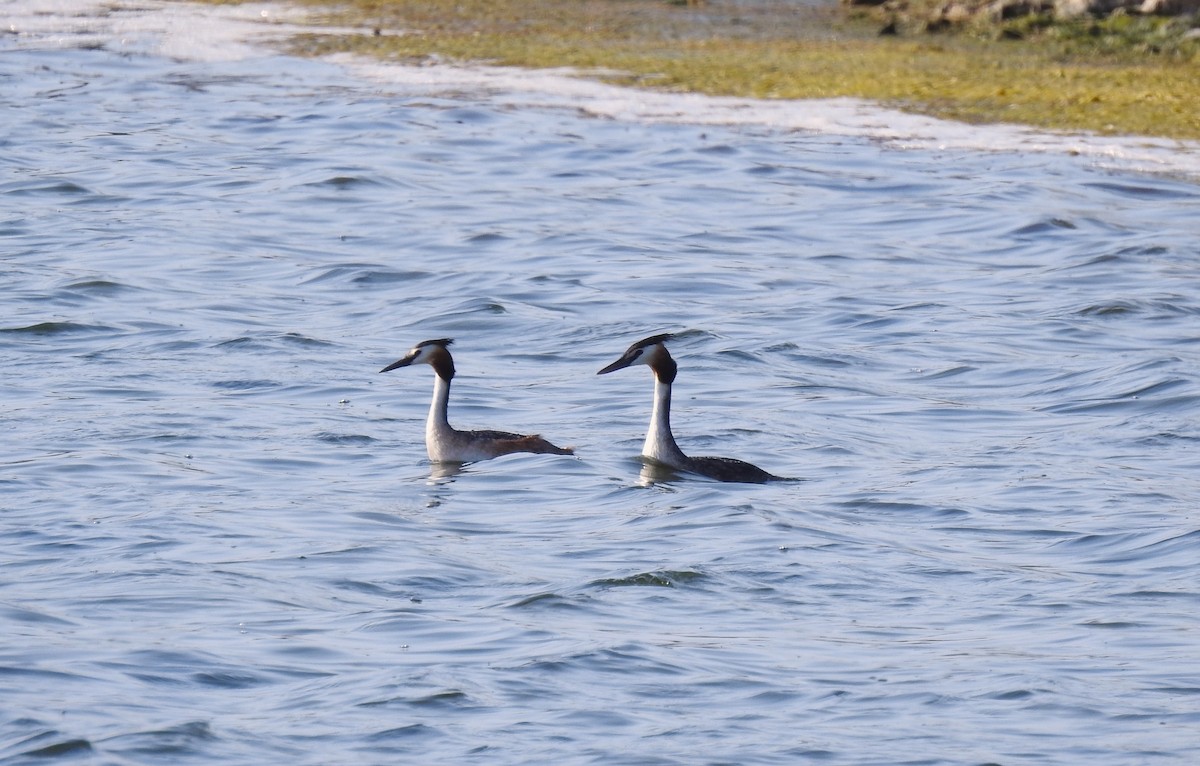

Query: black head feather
[[626, 333, 674, 353]]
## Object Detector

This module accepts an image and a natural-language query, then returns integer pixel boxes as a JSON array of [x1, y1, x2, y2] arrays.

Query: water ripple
[[1, 20, 1197, 766]]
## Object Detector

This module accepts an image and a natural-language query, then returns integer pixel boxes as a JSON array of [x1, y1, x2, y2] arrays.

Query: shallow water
[[3, 4, 1200, 765]]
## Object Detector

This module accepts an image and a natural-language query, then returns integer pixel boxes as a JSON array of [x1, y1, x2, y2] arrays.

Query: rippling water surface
[[3, 8, 1199, 765]]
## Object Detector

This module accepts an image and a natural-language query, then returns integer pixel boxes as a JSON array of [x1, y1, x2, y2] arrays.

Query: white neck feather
[[643, 377, 688, 468], [426, 373, 456, 461]]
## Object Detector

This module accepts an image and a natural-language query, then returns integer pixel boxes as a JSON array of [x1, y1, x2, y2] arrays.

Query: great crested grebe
[[380, 338, 573, 463], [597, 333, 782, 484]]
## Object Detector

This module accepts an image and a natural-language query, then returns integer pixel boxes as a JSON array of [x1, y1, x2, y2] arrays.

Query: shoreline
[[6, 0, 1199, 179]]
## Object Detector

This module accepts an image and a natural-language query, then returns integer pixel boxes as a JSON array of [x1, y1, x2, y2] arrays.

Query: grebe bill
[[597, 333, 782, 484], [381, 338, 574, 463]]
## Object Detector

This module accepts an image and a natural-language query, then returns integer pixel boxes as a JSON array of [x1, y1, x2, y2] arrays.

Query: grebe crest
[[381, 338, 573, 463], [598, 333, 783, 484]]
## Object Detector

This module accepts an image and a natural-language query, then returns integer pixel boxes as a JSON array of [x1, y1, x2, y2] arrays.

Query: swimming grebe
[[597, 333, 782, 484], [380, 338, 573, 463]]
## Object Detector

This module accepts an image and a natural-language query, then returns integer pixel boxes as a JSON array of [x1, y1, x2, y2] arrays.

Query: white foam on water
[[3, 0, 310, 61], [6, 0, 1199, 178], [337, 54, 1200, 178]]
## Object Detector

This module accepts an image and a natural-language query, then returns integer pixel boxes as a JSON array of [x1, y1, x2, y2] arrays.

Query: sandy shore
[[7, 0, 1199, 178]]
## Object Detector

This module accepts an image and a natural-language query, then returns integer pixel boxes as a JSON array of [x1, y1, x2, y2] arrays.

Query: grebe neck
[[426, 373, 454, 457], [644, 375, 687, 467]]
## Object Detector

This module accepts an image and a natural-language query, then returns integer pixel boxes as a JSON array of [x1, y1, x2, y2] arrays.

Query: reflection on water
[[3, 6, 1200, 766], [639, 460, 685, 487], [427, 461, 467, 483]]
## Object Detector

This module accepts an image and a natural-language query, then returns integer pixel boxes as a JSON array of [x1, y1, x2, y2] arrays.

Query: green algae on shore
[[276, 0, 1200, 140]]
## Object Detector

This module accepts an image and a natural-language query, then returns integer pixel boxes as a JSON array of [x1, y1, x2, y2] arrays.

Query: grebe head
[[597, 333, 677, 383], [380, 338, 456, 380]]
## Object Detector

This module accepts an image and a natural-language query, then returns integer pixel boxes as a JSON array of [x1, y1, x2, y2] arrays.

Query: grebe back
[[597, 333, 782, 484], [381, 338, 573, 463]]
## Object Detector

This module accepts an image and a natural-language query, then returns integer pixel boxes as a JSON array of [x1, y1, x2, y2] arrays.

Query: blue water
[[2, 8, 1199, 765]]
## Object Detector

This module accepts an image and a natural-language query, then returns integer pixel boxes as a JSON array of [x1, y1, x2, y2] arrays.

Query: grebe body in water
[[598, 333, 782, 484], [381, 339, 573, 463]]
